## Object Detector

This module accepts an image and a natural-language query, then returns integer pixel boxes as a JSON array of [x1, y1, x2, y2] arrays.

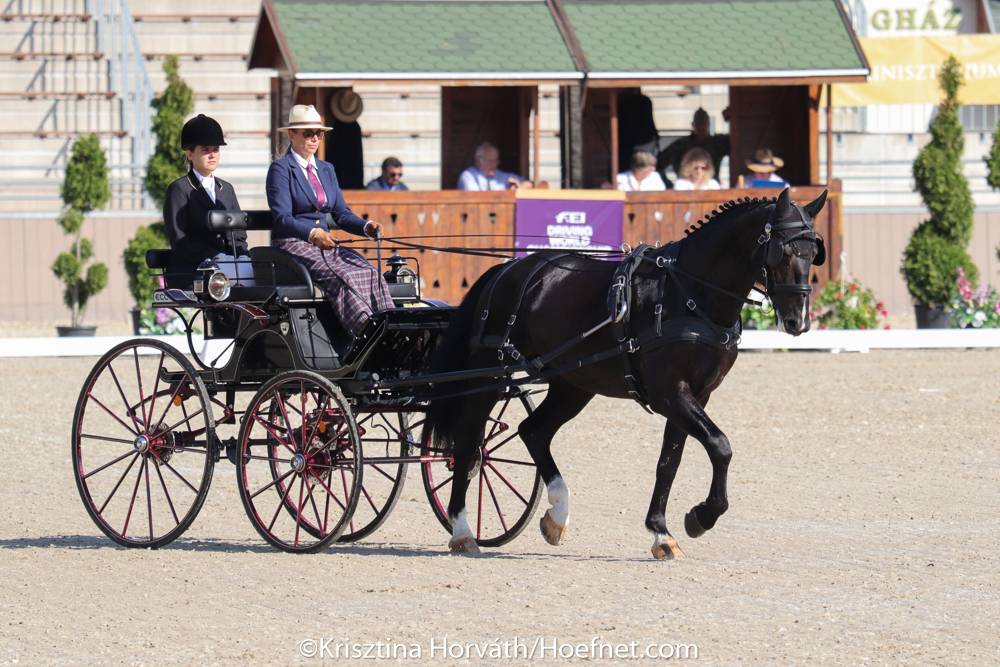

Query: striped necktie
[[307, 164, 327, 207]]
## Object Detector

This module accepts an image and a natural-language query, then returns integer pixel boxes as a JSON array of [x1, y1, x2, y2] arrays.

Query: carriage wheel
[[236, 371, 362, 553], [72, 339, 215, 548], [421, 392, 543, 547], [337, 411, 416, 542]]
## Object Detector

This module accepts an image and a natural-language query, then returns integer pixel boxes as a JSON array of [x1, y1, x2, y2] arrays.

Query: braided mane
[[680, 196, 776, 241]]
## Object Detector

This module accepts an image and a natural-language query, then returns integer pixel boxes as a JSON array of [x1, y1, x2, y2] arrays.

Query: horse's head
[[759, 188, 827, 336]]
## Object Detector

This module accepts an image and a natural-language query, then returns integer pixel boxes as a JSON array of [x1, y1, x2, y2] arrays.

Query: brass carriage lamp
[[194, 259, 231, 302]]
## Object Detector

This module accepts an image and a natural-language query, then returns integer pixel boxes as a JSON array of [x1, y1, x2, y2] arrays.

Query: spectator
[[366, 157, 408, 191], [457, 142, 531, 190], [657, 107, 730, 181], [740, 148, 788, 188], [673, 148, 720, 191], [616, 150, 668, 192]]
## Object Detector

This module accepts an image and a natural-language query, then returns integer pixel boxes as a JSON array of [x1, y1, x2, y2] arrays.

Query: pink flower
[[849, 283, 857, 293], [155, 308, 171, 325], [884, 324, 891, 330], [157, 275, 165, 289], [836, 292, 843, 300]]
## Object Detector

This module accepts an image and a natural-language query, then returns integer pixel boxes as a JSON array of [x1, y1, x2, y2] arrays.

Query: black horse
[[425, 188, 827, 558]]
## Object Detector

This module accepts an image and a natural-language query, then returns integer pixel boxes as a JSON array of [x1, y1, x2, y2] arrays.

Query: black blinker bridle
[[757, 203, 825, 298]]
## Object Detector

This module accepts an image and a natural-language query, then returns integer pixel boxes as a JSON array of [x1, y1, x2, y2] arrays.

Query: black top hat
[[181, 114, 227, 149]]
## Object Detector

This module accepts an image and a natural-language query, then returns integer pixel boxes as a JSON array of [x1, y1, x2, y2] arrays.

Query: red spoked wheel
[[421, 391, 543, 547], [236, 371, 362, 553], [337, 411, 418, 542], [72, 339, 215, 548]]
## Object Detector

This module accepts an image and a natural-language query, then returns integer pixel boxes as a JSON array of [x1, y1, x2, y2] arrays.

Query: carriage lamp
[[384, 254, 418, 292], [207, 271, 231, 301]]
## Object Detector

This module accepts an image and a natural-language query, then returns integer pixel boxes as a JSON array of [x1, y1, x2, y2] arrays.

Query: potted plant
[[949, 268, 1000, 328], [810, 277, 889, 330], [901, 55, 978, 328], [123, 55, 193, 332], [986, 116, 1000, 263], [51, 133, 110, 336]]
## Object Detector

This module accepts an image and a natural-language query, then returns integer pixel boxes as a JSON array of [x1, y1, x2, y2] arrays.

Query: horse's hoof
[[448, 536, 481, 555], [684, 509, 707, 539], [539, 510, 566, 546], [651, 536, 685, 560]]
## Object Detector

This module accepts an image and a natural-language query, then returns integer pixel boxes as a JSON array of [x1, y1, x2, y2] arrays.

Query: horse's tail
[[423, 262, 508, 452]]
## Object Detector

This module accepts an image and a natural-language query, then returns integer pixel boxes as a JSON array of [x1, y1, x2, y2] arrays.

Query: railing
[[90, 0, 152, 209]]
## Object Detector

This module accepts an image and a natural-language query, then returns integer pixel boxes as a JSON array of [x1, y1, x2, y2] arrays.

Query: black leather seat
[[248, 246, 315, 300]]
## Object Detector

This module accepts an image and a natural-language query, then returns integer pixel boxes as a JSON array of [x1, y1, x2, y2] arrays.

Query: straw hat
[[328, 89, 363, 123], [278, 104, 332, 132], [746, 148, 784, 173]]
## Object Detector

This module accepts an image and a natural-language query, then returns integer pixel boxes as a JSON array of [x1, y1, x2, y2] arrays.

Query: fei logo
[[554, 211, 587, 225]]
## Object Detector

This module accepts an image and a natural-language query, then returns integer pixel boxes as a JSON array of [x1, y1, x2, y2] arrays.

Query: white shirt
[[616, 170, 667, 192], [290, 149, 319, 182], [192, 169, 216, 203], [673, 178, 721, 191], [458, 166, 521, 191]]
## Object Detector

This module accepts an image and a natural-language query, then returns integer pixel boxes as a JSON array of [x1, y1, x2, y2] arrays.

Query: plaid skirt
[[272, 238, 394, 335]]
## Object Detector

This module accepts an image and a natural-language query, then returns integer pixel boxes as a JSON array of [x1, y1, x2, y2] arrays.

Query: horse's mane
[[680, 196, 776, 242]]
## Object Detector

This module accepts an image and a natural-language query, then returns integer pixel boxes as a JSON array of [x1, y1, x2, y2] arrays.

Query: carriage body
[[71, 209, 543, 553]]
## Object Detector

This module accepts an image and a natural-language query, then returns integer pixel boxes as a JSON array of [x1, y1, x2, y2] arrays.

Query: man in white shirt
[[457, 142, 532, 191]]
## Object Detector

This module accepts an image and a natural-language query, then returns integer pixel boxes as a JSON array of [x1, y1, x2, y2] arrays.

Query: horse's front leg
[[663, 389, 732, 540], [646, 420, 688, 560]]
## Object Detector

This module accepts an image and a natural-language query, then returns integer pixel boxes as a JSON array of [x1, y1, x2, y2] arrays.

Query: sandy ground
[[0, 349, 998, 665]]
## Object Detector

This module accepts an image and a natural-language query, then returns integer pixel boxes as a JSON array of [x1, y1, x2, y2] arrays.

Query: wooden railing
[[342, 185, 842, 304]]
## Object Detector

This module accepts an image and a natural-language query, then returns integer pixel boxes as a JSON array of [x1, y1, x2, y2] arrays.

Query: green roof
[[271, 0, 580, 77], [563, 0, 867, 78]]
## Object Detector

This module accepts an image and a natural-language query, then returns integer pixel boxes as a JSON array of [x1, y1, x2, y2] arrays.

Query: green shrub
[[143, 55, 193, 208], [902, 221, 979, 307], [52, 134, 110, 326], [122, 222, 168, 307], [903, 55, 977, 305]]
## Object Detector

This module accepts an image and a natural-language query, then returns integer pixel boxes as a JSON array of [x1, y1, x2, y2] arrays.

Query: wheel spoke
[[250, 467, 295, 500], [245, 454, 293, 465], [145, 453, 154, 540], [152, 458, 179, 525], [133, 348, 147, 428], [151, 373, 192, 435], [431, 472, 453, 494], [482, 469, 509, 533], [368, 462, 398, 483], [486, 431, 520, 454], [253, 412, 295, 456], [163, 407, 205, 434], [157, 457, 199, 494], [476, 465, 485, 540], [81, 433, 134, 446], [267, 472, 296, 532], [272, 390, 297, 450], [485, 462, 531, 506], [361, 484, 379, 514], [308, 468, 346, 511], [98, 453, 139, 514], [88, 394, 139, 437], [294, 475, 306, 546], [485, 456, 535, 467], [83, 450, 135, 480], [121, 457, 146, 538], [146, 352, 165, 435], [107, 363, 142, 432], [303, 395, 331, 454]]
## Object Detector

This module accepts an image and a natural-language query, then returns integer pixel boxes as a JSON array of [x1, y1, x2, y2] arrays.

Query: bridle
[[756, 203, 826, 299]]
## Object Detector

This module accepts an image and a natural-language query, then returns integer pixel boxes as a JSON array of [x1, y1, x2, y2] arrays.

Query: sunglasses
[[299, 130, 324, 139], [387, 171, 403, 178]]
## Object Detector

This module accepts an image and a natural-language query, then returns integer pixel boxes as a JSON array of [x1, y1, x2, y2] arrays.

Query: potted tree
[[124, 55, 193, 333], [901, 56, 978, 328], [52, 133, 110, 336], [986, 115, 1000, 263]]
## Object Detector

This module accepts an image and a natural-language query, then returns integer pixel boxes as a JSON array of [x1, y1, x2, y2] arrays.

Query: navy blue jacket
[[265, 149, 367, 241]]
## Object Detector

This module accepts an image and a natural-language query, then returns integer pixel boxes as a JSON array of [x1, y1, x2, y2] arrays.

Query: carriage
[[73, 189, 828, 559], [71, 209, 543, 553]]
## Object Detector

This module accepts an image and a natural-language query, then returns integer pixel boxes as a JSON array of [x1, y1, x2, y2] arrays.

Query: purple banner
[[514, 191, 625, 257]]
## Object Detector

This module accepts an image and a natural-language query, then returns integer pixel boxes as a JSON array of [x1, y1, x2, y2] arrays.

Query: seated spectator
[[616, 150, 668, 191], [657, 106, 730, 181], [673, 147, 720, 191], [741, 148, 788, 188], [366, 156, 408, 191], [457, 142, 532, 190]]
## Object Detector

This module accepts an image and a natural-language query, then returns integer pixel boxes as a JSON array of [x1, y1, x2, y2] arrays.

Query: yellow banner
[[832, 35, 1000, 106]]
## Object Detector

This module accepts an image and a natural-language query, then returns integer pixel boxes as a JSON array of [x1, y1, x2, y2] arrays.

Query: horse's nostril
[[784, 318, 798, 330]]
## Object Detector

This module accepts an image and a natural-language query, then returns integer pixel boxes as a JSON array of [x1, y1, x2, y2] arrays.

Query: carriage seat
[[145, 209, 316, 301]]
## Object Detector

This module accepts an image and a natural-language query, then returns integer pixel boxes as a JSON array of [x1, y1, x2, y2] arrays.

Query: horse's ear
[[803, 190, 828, 219], [774, 187, 792, 219]]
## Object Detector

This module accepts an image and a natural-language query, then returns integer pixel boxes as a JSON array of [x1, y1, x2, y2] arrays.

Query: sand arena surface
[[0, 349, 998, 664]]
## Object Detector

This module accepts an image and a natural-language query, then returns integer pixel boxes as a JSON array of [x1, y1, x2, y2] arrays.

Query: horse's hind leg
[[445, 397, 495, 554], [519, 380, 593, 546], [646, 420, 688, 560]]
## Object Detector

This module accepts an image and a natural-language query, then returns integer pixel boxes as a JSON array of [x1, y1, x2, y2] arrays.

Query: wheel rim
[[237, 372, 361, 552], [72, 340, 214, 547], [422, 393, 543, 547], [338, 411, 415, 542]]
